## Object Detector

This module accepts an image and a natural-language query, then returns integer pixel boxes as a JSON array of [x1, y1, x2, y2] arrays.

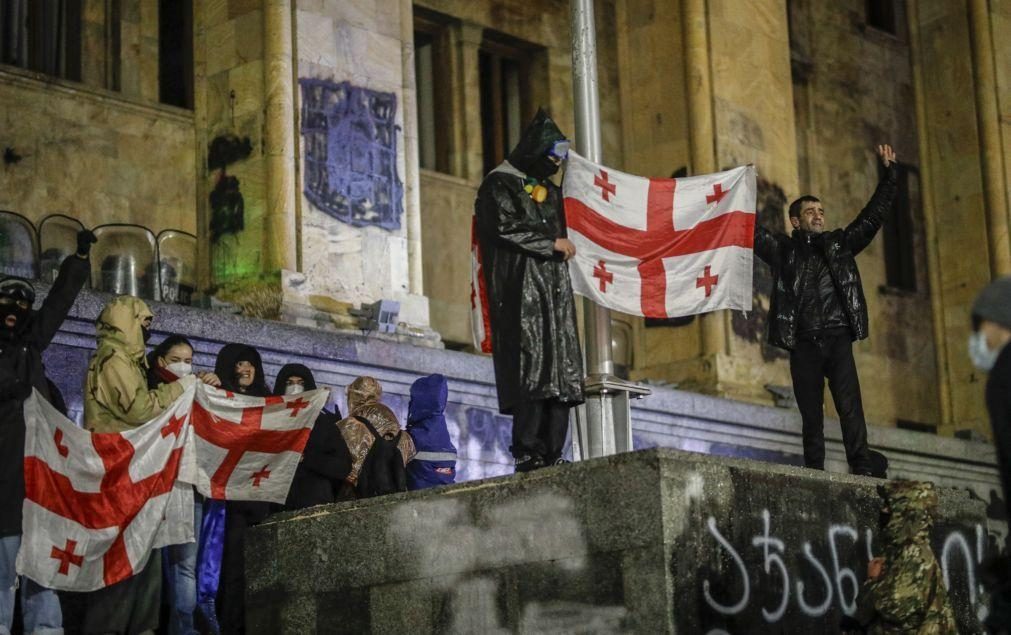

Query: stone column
[[968, 0, 1011, 277], [907, 0, 954, 428], [682, 0, 726, 359], [262, 0, 298, 273], [454, 23, 485, 182], [401, 0, 423, 295]]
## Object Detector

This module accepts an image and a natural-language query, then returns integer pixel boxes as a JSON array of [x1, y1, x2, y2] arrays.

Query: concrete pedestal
[[246, 448, 987, 634]]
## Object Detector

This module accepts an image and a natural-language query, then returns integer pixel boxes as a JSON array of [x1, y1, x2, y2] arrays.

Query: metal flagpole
[[569, 0, 650, 460]]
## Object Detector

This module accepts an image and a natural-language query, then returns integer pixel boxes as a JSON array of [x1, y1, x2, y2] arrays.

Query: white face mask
[[285, 384, 305, 396], [968, 331, 1000, 372], [165, 361, 193, 377]]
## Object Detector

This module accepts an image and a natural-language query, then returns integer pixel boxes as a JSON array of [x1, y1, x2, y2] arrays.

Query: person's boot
[[514, 455, 545, 473]]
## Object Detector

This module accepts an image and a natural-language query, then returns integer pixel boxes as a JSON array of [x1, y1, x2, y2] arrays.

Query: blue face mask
[[968, 331, 1001, 372]]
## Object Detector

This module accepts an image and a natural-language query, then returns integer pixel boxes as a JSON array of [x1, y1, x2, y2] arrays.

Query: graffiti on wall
[[207, 134, 253, 243], [299, 78, 403, 231], [732, 177, 789, 362]]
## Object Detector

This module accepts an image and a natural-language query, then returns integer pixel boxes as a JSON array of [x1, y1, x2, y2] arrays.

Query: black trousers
[[789, 332, 871, 471], [510, 398, 570, 462]]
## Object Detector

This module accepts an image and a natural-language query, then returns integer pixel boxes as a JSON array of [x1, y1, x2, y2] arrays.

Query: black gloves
[[76, 229, 97, 257]]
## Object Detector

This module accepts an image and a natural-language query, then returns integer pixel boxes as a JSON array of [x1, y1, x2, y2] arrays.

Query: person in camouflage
[[853, 480, 958, 634]]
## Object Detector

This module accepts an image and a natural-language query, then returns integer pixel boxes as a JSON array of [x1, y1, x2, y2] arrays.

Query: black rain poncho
[[474, 109, 585, 415]]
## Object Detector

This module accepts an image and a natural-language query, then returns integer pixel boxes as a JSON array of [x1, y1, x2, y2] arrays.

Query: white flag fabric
[[17, 381, 326, 591], [181, 386, 328, 503], [563, 151, 757, 318]]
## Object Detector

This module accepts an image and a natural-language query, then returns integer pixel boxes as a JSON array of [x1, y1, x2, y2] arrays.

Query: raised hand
[[76, 229, 98, 257], [875, 144, 896, 168]]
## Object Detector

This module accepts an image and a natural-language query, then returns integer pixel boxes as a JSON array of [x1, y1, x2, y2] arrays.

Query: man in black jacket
[[0, 230, 95, 633], [475, 108, 585, 473], [754, 145, 896, 475], [968, 276, 1011, 632]]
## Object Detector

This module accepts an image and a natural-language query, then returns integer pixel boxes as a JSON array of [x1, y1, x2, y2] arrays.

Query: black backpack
[[354, 415, 408, 498]]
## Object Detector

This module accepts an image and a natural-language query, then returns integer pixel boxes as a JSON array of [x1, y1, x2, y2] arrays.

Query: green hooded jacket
[[84, 296, 185, 433]]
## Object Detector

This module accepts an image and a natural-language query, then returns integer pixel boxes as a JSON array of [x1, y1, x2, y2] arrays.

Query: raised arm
[[32, 230, 96, 348], [844, 145, 898, 255], [754, 222, 784, 268]]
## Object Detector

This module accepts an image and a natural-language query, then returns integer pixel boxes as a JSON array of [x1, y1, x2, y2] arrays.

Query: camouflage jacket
[[856, 481, 958, 634]]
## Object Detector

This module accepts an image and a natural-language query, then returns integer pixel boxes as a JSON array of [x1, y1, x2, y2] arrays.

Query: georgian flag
[[563, 151, 757, 318], [18, 381, 326, 591], [180, 386, 328, 503]]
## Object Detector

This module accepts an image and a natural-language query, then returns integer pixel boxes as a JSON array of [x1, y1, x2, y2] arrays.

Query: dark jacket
[[474, 110, 584, 414], [406, 374, 457, 490], [0, 255, 90, 537], [754, 167, 897, 350], [272, 364, 351, 510], [987, 344, 1011, 523]]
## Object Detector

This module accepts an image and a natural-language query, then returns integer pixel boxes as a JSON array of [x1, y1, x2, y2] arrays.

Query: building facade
[[0, 0, 1008, 440]]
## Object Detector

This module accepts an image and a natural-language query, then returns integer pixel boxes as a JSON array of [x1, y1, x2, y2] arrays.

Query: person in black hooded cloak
[[474, 108, 585, 473], [272, 363, 351, 510], [212, 343, 272, 634]]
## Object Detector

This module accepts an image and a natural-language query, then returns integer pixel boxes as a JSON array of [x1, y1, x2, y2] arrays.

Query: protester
[[212, 343, 272, 634], [82, 297, 214, 634], [405, 374, 457, 490], [850, 481, 958, 634], [272, 363, 351, 510], [338, 377, 416, 498], [148, 334, 217, 635], [753, 144, 898, 476], [474, 108, 585, 473], [968, 276, 1011, 632], [1, 230, 94, 634]]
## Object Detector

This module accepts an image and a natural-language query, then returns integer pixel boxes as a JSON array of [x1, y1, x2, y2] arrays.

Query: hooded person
[[0, 230, 93, 634], [851, 481, 958, 634], [211, 342, 272, 634], [83, 297, 211, 635], [969, 276, 1011, 631], [474, 108, 585, 472], [272, 363, 351, 510], [405, 374, 457, 490], [337, 377, 416, 497]]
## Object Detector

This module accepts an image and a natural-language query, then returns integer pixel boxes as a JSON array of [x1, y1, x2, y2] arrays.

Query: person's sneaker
[[550, 458, 570, 467], [514, 455, 545, 473]]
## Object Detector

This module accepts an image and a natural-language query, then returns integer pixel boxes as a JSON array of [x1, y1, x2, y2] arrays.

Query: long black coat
[[987, 344, 1011, 522], [754, 166, 897, 350], [0, 255, 90, 537], [474, 118, 584, 415]]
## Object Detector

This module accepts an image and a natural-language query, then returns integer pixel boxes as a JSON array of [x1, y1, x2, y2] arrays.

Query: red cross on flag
[[17, 381, 199, 591], [563, 151, 756, 318], [180, 385, 327, 504], [17, 381, 327, 592]]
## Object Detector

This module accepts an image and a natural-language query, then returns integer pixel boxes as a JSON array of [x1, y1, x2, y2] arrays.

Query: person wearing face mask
[[0, 229, 94, 634], [474, 108, 585, 473], [82, 298, 217, 634], [272, 364, 351, 510], [967, 277, 1011, 633], [754, 144, 898, 477], [211, 343, 272, 634], [146, 334, 219, 635]]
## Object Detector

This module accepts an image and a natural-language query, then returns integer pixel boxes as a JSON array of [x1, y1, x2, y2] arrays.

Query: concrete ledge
[[247, 448, 988, 634]]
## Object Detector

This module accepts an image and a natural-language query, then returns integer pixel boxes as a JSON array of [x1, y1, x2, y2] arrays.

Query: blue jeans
[[164, 497, 202, 635], [0, 534, 62, 635]]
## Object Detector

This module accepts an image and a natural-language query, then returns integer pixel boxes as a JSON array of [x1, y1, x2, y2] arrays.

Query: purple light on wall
[[299, 78, 404, 231]]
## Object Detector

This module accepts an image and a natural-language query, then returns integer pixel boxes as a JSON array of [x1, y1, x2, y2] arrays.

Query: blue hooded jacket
[[406, 374, 457, 490]]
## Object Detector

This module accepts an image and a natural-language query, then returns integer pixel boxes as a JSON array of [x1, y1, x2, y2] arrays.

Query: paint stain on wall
[[299, 78, 404, 231], [208, 134, 253, 243], [732, 177, 789, 362]]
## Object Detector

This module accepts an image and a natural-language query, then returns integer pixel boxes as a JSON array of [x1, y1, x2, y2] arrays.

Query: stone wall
[[246, 449, 989, 633], [0, 68, 196, 235]]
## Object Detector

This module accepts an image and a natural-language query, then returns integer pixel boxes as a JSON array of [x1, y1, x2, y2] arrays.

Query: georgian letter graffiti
[[751, 509, 789, 622], [703, 516, 750, 615]]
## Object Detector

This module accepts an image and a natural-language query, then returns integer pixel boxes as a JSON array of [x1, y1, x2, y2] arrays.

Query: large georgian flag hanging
[[563, 151, 757, 318], [17, 381, 326, 592]]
